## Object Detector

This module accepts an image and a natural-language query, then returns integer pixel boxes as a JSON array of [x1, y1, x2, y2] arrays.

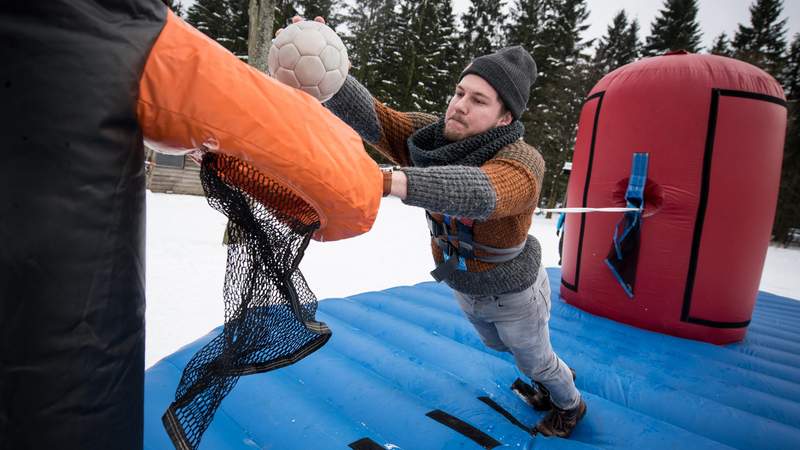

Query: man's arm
[[324, 76, 436, 166], [396, 142, 546, 220]]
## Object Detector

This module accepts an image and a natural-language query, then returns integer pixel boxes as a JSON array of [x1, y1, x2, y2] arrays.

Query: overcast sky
[[452, 0, 800, 50]]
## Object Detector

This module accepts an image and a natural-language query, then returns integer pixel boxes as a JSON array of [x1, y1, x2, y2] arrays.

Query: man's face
[[443, 74, 513, 141]]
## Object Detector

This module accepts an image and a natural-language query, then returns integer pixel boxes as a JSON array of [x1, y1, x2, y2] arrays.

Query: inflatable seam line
[[562, 90, 606, 293]]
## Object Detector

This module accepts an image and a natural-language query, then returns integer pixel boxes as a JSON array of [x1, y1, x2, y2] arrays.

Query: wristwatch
[[379, 165, 397, 197]]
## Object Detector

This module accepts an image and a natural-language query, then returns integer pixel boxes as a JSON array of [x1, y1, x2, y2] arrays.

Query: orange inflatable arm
[[137, 11, 380, 241]]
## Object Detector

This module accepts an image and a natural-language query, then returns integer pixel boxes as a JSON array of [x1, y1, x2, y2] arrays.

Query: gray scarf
[[408, 118, 524, 168]]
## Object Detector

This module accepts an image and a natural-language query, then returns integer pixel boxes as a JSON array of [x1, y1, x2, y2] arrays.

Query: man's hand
[[275, 15, 325, 38], [272, 15, 352, 87]]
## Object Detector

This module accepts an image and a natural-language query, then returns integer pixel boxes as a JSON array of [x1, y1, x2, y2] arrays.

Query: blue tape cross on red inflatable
[[605, 152, 649, 298]]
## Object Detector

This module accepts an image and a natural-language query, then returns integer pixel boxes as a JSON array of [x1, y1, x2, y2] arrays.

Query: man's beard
[[443, 117, 468, 141]]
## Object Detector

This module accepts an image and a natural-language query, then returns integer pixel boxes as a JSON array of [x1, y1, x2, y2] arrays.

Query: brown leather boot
[[535, 398, 587, 438]]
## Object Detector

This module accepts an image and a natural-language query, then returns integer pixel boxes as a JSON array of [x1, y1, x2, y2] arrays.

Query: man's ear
[[497, 110, 513, 127]]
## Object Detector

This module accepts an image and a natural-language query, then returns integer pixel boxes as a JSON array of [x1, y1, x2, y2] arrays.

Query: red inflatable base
[[559, 53, 787, 345]]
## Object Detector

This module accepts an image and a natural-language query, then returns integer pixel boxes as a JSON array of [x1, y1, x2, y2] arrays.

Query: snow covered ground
[[145, 191, 800, 368]]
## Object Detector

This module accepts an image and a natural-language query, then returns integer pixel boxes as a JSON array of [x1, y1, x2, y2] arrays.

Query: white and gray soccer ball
[[268, 20, 349, 102]]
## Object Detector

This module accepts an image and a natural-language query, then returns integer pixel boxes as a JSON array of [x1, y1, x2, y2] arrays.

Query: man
[[323, 39, 587, 436]]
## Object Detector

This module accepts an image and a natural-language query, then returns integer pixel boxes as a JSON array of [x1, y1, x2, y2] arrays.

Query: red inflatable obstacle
[[560, 52, 787, 344]]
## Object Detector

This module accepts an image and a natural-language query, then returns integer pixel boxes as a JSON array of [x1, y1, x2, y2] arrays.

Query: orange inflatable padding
[[138, 10, 381, 241]]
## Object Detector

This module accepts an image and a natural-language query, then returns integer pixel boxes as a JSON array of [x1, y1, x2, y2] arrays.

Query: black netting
[[162, 153, 331, 450]]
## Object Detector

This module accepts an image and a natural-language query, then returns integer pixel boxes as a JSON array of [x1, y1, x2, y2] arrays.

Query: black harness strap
[[425, 409, 502, 449], [426, 212, 525, 282], [348, 437, 385, 450], [427, 211, 447, 237], [430, 253, 462, 282]]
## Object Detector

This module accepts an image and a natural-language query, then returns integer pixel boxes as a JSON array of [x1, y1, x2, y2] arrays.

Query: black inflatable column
[[1, 2, 165, 448]]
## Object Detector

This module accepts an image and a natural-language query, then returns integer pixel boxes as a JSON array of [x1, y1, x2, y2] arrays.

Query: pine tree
[[460, 0, 507, 63], [186, 0, 249, 58], [341, 0, 398, 101], [644, 0, 703, 55], [710, 32, 733, 56], [428, 0, 462, 108], [340, 0, 458, 158], [773, 33, 800, 244], [504, 0, 547, 98], [783, 34, 800, 98], [337, 0, 398, 162], [390, 0, 458, 113], [229, 0, 250, 58], [340, 0, 459, 113], [162, 0, 185, 17], [732, 0, 788, 78], [543, 0, 592, 88], [594, 10, 641, 75], [509, 0, 591, 210], [368, 0, 409, 107], [341, 0, 384, 83], [368, 0, 406, 105], [273, 0, 298, 32], [297, 0, 337, 23], [505, 0, 546, 51], [186, 0, 230, 44]]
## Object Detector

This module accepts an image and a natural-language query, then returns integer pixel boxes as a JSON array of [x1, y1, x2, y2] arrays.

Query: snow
[[757, 245, 800, 299], [145, 191, 800, 368]]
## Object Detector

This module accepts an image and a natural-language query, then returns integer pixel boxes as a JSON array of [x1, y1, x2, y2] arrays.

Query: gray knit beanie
[[460, 46, 537, 120]]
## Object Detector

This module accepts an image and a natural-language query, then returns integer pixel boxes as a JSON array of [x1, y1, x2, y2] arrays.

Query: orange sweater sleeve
[[137, 11, 380, 241]]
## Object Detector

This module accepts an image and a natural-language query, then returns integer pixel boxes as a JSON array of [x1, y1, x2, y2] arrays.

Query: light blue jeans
[[454, 266, 581, 410]]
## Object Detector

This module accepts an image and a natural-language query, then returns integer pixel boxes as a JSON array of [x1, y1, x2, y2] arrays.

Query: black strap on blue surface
[[478, 396, 535, 435], [605, 152, 649, 298], [348, 437, 385, 450], [426, 409, 502, 449]]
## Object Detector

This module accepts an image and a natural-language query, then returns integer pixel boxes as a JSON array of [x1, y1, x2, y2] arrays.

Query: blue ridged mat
[[144, 268, 800, 449]]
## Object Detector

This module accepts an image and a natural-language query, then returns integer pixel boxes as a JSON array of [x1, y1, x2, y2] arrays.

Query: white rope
[[535, 206, 642, 214]]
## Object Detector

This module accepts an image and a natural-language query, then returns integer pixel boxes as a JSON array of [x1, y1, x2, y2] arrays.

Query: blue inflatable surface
[[144, 268, 800, 449]]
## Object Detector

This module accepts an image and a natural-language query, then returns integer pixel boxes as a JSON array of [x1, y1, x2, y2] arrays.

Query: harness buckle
[[458, 241, 474, 256], [442, 245, 467, 271]]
